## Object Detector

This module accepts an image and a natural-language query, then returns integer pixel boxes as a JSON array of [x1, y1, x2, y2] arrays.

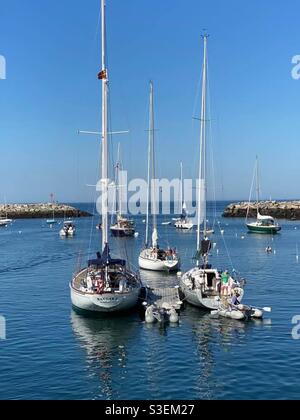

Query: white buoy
[[241, 236, 245, 240], [134, 232, 139, 238], [221, 230, 225, 235]]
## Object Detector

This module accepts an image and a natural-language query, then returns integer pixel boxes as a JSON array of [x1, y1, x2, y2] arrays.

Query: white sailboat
[[174, 163, 194, 230], [0, 218, 12, 227], [180, 35, 244, 311], [139, 82, 180, 272], [0, 199, 13, 227], [70, 0, 141, 313], [46, 194, 58, 225], [110, 144, 135, 237], [246, 157, 281, 234]]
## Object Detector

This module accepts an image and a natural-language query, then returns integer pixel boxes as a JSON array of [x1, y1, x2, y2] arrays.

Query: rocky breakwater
[[223, 201, 300, 220], [0, 204, 92, 219]]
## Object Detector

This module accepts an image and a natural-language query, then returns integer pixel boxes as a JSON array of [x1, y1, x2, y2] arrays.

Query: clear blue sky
[[0, 0, 299, 203]]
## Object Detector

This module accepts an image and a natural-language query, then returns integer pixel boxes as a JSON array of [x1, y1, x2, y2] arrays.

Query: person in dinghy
[[226, 290, 265, 320]]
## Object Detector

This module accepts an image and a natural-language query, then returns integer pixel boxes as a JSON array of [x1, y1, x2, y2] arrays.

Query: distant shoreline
[[0, 204, 92, 219]]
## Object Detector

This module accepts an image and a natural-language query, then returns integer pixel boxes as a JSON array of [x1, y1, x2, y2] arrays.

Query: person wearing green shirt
[[221, 270, 230, 296]]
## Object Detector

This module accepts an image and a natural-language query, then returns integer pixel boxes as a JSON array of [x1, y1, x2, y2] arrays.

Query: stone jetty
[[223, 201, 300, 220], [0, 204, 92, 219]]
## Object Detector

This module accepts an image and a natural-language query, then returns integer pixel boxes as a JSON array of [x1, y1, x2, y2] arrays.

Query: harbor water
[[0, 202, 299, 400]]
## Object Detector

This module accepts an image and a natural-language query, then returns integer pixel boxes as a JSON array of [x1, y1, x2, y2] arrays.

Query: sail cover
[[257, 213, 274, 222], [201, 239, 212, 256], [88, 244, 126, 267]]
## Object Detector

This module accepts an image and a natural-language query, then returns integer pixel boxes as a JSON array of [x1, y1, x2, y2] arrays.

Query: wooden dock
[[146, 287, 183, 310]]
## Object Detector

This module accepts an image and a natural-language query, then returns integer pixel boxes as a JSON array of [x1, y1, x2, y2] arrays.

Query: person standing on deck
[[221, 270, 230, 296]]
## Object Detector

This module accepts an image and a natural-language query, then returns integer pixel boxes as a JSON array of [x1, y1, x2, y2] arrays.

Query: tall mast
[[256, 156, 260, 216], [150, 82, 158, 247], [101, 0, 109, 251], [197, 35, 208, 252], [116, 143, 122, 217], [145, 82, 153, 246], [180, 162, 183, 214]]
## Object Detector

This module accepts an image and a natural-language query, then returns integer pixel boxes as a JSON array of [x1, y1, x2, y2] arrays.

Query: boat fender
[[169, 308, 179, 323], [145, 306, 155, 323]]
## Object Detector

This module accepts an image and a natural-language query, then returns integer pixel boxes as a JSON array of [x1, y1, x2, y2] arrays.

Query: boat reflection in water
[[71, 303, 272, 400], [183, 305, 272, 400], [139, 269, 179, 289], [71, 311, 138, 400]]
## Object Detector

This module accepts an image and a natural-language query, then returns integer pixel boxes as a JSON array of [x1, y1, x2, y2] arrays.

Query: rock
[[0, 204, 92, 219], [223, 201, 300, 220]]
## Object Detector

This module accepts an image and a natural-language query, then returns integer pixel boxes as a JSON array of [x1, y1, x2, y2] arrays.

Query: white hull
[[214, 309, 245, 320], [60, 228, 75, 237], [139, 249, 180, 272], [175, 221, 194, 230], [213, 306, 263, 320], [181, 268, 244, 311], [70, 284, 140, 313], [0, 219, 12, 227]]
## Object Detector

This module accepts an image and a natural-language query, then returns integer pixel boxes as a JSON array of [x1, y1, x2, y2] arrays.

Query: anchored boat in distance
[[246, 157, 281, 234]]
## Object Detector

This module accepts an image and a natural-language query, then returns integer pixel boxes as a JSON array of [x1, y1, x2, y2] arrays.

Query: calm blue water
[[0, 202, 300, 400]]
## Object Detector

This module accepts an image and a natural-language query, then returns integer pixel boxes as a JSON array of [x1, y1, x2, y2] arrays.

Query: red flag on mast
[[98, 69, 107, 80]]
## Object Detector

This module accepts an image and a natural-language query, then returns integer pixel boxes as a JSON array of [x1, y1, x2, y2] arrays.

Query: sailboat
[[174, 163, 194, 230], [70, 0, 141, 313], [46, 193, 58, 225], [0, 200, 12, 227], [110, 145, 135, 237], [246, 157, 281, 234], [180, 35, 244, 311], [138, 82, 180, 272], [0, 218, 12, 227]]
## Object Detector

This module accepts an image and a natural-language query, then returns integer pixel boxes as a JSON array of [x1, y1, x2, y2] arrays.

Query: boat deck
[[146, 287, 183, 310]]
